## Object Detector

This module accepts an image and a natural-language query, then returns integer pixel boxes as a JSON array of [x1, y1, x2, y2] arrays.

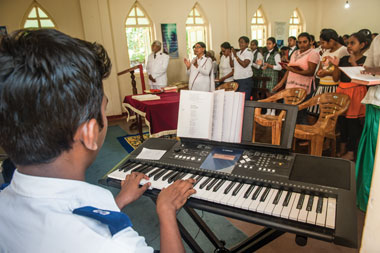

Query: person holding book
[[0, 29, 196, 253], [184, 42, 215, 92], [354, 34, 380, 212], [329, 32, 371, 161], [217, 42, 234, 85], [231, 36, 254, 100], [307, 29, 349, 116]]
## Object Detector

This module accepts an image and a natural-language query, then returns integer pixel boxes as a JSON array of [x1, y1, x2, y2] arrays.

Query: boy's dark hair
[[288, 36, 296, 41], [239, 36, 250, 44], [0, 29, 111, 166], [250, 40, 258, 46], [220, 41, 232, 49], [280, 46, 290, 51]]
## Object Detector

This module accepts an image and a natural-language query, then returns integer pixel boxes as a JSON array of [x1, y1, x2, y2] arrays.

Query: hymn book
[[339, 66, 380, 85], [177, 90, 245, 143]]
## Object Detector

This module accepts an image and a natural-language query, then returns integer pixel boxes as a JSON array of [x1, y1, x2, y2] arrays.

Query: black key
[[153, 169, 168, 181], [140, 165, 155, 174], [132, 164, 146, 173], [260, 188, 271, 202], [193, 176, 204, 187], [118, 161, 133, 171], [306, 195, 314, 211], [273, 190, 283, 205], [252, 186, 263, 200], [162, 170, 177, 182], [282, 191, 292, 207], [213, 180, 226, 192], [206, 178, 220, 191], [148, 168, 162, 177], [199, 177, 213, 189], [126, 163, 140, 172], [122, 162, 136, 172], [232, 183, 244, 196], [174, 172, 187, 181], [168, 171, 180, 183], [316, 196, 323, 213], [297, 194, 305, 209], [224, 181, 236, 194], [190, 174, 198, 179], [244, 185, 255, 199]]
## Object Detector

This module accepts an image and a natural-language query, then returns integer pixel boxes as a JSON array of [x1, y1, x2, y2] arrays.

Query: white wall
[[1, 0, 380, 116]]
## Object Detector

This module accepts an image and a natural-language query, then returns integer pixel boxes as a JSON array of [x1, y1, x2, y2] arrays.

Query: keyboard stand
[[147, 195, 286, 253]]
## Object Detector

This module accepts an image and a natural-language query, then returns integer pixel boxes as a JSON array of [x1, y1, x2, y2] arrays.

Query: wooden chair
[[252, 88, 307, 145], [293, 93, 350, 156], [216, 81, 239, 91], [251, 76, 271, 100]]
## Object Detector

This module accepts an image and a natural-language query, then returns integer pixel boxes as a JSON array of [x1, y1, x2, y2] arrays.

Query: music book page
[[177, 90, 214, 139], [222, 91, 235, 142], [339, 66, 380, 85], [233, 92, 245, 143], [211, 89, 225, 142]]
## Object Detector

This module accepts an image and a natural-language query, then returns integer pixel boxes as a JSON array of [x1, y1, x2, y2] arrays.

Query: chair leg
[[252, 121, 257, 143], [310, 135, 324, 156], [271, 124, 277, 145], [330, 137, 336, 157]]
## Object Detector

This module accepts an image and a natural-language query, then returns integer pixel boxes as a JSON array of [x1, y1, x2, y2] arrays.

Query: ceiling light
[[345, 1, 350, 8]]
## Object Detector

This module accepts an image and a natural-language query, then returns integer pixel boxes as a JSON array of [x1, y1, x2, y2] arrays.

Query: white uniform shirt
[[265, 49, 282, 71], [219, 55, 234, 82], [361, 35, 380, 106], [0, 170, 153, 253], [233, 48, 253, 80], [251, 49, 263, 70], [187, 56, 215, 92], [146, 52, 169, 89]]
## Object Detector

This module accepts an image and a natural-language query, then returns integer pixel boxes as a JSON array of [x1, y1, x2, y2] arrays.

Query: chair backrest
[[259, 88, 307, 105], [299, 93, 350, 133], [216, 82, 239, 91]]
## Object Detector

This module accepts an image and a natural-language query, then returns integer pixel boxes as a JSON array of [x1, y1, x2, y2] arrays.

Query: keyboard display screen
[[200, 147, 243, 173]]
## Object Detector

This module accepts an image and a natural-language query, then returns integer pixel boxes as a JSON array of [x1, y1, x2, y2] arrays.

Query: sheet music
[[211, 89, 225, 142], [229, 92, 242, 142], [233, 92, 245, 143], [177, 90, 214, 139], [339, 66, 380, 85], [222, 91, 235, 142]]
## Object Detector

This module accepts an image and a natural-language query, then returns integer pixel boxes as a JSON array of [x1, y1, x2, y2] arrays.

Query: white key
[[201, 178, 220, 201], [214, 181, 232, 204], [241, 185, 257, 210], [108, 164, 141, 180], [280, 192, 296, 219], [248, 187, 266, 212], [232, 184, 250, 208], [297, 195, 309, 223], [326, 197, 337, 229], [272, 190, 288, 217], [204, 179, 224, 201], [288, 193, 301, 221], [264, 189, 279, 215], [220, 182, 238, 206], [256, 189, 275, 213], [316, 197, 328, 227], [227, 183, 245, 207], [306, 196, 319, 225], [192, 177, 212, 199]]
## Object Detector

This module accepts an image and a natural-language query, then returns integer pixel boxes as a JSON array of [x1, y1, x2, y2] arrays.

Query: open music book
[[177, 90, 245, 143], [339, 66, 380, 85]]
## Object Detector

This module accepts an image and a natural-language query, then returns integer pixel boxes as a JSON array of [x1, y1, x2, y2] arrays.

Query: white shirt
[[219, 55, 234, 82], [187, 56, 215, 92], [251, 49, 263, 70], [233, 48, 253, 80], [146, 52, 169, 89], [361, 35, 380, 106], [0, 170, 153, 253], [265, 49, 282, 71]]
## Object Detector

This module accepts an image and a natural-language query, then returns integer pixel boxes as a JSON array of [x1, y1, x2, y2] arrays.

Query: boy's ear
[[77, 119, 99, 151]]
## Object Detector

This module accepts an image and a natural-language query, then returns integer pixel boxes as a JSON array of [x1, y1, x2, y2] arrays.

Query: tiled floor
[[109, 116, 363, 252]]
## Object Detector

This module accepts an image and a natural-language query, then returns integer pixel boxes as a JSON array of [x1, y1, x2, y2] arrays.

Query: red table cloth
[[123, 92, 180, 137]]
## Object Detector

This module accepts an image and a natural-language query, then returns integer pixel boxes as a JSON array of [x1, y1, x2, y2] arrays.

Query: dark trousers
[[235, 77, 253, 100], [338, 116, 363, 152]]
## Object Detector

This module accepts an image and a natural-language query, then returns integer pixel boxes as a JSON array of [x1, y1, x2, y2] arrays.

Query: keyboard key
[[326, 197, 336, 229], [316, 197, 328, 227]]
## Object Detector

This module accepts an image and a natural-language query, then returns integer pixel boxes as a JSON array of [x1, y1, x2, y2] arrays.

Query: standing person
[[217, 42, 234, 85], [206, 50, 218, 79], [0, 29, 196, 253], [146, 40, 169, 89], [231, 36, 254, 100], [184, 42, 214, 92], [288, 36, 298, 60], [329, 32, 371, 161], [250, 39, 263, 88], [308, 29, 349, 116], [355, 34, 380, 212]]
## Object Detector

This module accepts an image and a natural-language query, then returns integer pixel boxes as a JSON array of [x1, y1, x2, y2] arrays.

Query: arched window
[[125, 3, 153, 69], [251, 7, 267, 47], [22, 2, 56, 29], [289, 9, 303, 37], [186, 4, 208, 59]]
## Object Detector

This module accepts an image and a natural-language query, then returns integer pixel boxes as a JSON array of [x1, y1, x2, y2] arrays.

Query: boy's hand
[[156, 178, 196, 216], [115, 172, 151, 209]]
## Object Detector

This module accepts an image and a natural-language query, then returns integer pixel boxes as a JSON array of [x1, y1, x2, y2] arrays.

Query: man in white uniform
[[146, 40, 169, 89], [0, 29, 195, 253]]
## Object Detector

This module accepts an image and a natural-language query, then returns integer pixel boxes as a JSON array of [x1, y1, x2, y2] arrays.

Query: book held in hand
[[339, 66, 380, 85], [177, 90, 245, 143]]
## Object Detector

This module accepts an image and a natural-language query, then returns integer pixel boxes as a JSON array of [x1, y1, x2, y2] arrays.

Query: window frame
[[250, 7, 268, 47], [21, 2, 56, 29], [289, 9, 303, 37], [185, 4, 209, 59]]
